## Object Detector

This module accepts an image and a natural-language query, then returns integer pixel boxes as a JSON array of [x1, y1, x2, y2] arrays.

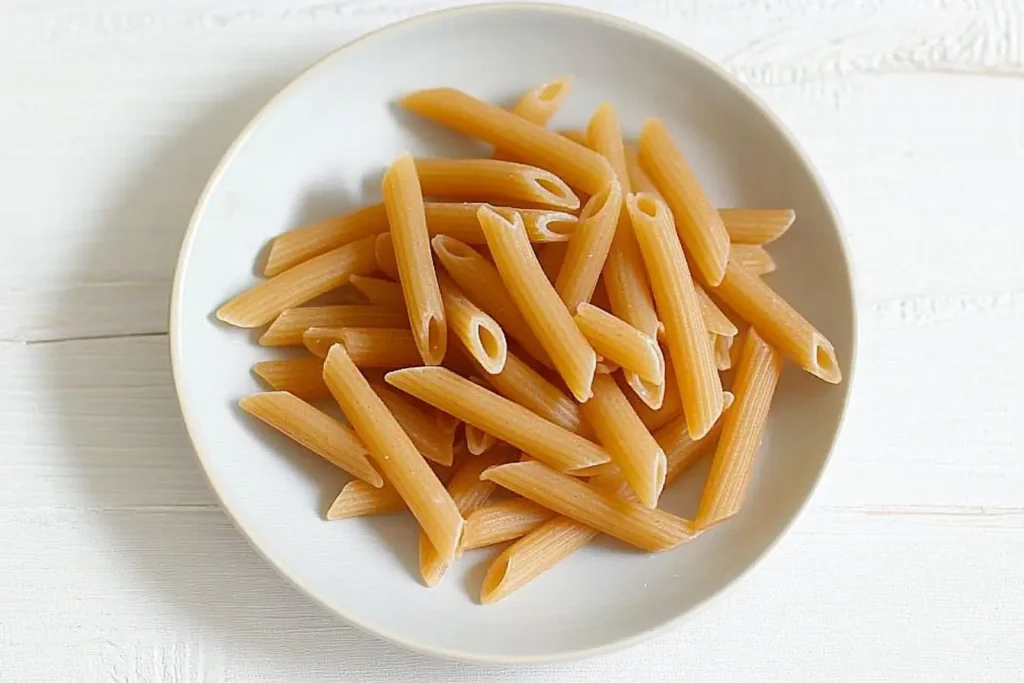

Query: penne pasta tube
[[263, 204, 389, 277], [385, 366, 610, 472], [326, 461, 455, 521], [426, 203, 578, 244], [715, 258, 842, 383], [477, 207, 597, 401], [380, 233, 509, 374], [494, 77, 573, 156], [270, 202, 578, 270], [349, 275, 405, 307], [239, 391, 383, 487], [580, 375, 667, 508], [585, 105, 628, 191], [491, 206, 579, 243], [695, 284, 739, 337], [252, 357, 330, 401], [696, 329, 783, 528], [419, 446, 513, 586], [461, 498, 555, 550], [637, 119, 730, 286], [510, 76, 572, 124], [470, 347, 587, 435], [326, 480, 403, 520], [432, 235, 552, 366], [465, 424, 497, 455], [730, 243, 776, 275], [269, 204, 579, 289], [615, 332, 666, 411], [554, 179, 623, 312], [259, 305, 409, 346], [323, 345, 463, 562], [415, 158, 580, 211], [573, 391, 731, 480], [383, 154, 447, 365], [480, 516, 596, 604], [573, 303, 664, 386], [719, 208, 795, 245], [627, 193, 724, 438], [437, 270, 508, 375], [622, 355, 683, 432], [655, 412, 725, 486], [297, 327, 348, 360], [481, 460, 693, 552], [321, 327, 422, 368], [400, 88, 612, 194], [217, 235, 378, 328], [369, 379, 457, 466], [590, 107, 664, 412], [627, 371, 666, 412]]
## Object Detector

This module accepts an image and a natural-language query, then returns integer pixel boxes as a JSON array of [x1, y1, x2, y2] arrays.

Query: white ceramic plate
[[170, 3, 856, 663]]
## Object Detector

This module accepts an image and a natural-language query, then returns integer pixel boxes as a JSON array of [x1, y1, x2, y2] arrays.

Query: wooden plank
[[0, 337, 212, 509], [0, 507, 1020, 681]]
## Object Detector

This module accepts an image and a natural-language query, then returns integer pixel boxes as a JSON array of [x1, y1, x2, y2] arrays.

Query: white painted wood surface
[[2, 0, 1022, 679]]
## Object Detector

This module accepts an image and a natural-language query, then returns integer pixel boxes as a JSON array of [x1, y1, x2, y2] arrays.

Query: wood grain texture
[[1, 0, 1023, 680]]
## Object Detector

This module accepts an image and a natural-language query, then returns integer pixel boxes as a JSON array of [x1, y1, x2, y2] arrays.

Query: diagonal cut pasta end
[[530, 211, 578, 242], [431, 233, 479, 263], [686, 390, 724, 441], [216, 301, 255, 328], [398, 87, 452, 112], [524, 169, 581, 211], [812, 334, 842, 384], [414, 311, 446, 366], [645, 451, 668, 509], [469, 318, 507, 375], [625, 371, 665, 411], [534, 75, 572, 106], [479, 551, 513, 604]]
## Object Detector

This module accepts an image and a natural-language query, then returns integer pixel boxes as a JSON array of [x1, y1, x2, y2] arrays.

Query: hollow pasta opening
[[427, 315, 446, 362], [480, 554, 511, 604], [433, 235, 477, 260], [539, 215, 576, 238], [635, 194, 660, 218], [478, 324, 503, 365], [816, 343, 834, 371], [535, 177, 573, 205]]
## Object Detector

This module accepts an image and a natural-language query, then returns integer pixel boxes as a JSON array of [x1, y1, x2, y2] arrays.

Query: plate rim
[[168, 1, 859, 664]]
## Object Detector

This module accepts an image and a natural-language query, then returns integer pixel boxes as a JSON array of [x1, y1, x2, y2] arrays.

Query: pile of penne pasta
[[217, 76, 842, 604]]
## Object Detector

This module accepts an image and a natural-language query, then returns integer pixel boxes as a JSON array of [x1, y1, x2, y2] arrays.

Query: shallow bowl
[[170, 3, 856, 663]]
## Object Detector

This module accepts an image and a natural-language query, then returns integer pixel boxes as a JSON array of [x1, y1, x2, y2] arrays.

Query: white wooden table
[[2, 1, 1022, 680]]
